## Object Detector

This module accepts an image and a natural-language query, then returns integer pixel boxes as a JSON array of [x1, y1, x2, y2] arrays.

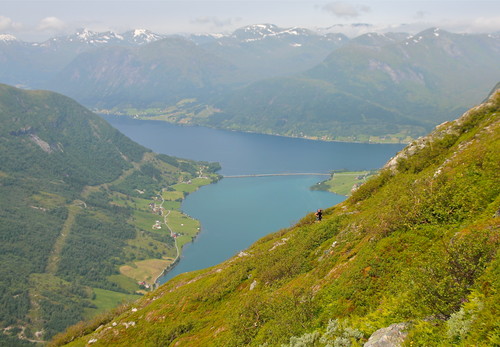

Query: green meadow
[[312, 171, 377, 196]]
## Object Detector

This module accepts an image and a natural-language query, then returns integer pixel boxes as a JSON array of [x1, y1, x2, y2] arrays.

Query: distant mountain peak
[[401, 28, 455, 46], [73, 28, 124, 43], [122, 29, 165, 44], [41, 28, 126, 47], [246, 23, 279, 31], [233, 23, 280, 38], [350, 31, 408, 46], [232, 23, 315, 42], [419, 27, 446, 37], [0, 34, 17, 42], [38, 28, 165, 47], [133, 28, 149, 37], [75, 28, 96, 39]]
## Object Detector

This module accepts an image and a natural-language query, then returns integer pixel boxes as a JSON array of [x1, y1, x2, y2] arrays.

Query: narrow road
[[153, 195, 180, 285]]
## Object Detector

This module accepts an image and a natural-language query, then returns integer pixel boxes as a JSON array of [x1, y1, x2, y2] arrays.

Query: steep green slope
[[0, 84, 220, 345], [54, 89, 499, 346]]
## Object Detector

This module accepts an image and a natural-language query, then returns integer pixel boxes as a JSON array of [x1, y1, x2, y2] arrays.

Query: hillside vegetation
[[54, 89, 499, 346], [0, 84, 220, 345]]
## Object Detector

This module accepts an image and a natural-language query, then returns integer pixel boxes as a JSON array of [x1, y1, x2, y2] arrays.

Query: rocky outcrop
[[364, 323, 409, 347], [384, 88, 500, 173]]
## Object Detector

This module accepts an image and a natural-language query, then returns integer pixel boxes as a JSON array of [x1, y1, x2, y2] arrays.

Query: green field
[[172, 177, 212, 193], [311, 171, 376, 196], [115, 176, 214, 287], [107, 274, 140, 293], [167, 210, 201, 245], [83, 288, 140, 319], [119, 259, 171, 284], [162, 190, 184, 201]]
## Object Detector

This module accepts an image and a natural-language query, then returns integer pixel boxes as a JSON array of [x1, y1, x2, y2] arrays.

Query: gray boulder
[[364, 323, 409, 347]]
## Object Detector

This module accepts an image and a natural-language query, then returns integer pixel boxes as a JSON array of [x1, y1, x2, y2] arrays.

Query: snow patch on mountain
[[72, 28, 124, 44], [122, 29, 165, 44], [33, 28, 166, 48], [403, 28, 447, 45], [0, 34, 17, 42], [233, 24, 316, 42]]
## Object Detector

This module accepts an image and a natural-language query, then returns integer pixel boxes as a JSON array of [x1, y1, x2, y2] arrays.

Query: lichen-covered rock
[[364, 323, 409, 347]]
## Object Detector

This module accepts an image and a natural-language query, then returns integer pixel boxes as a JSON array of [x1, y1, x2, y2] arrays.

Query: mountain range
[[0, 25, 347, 91], [1, 25, 499, 142], [209, 28, 500, 141], [0, 29, 167, 89], [51, 86, 500, 346]]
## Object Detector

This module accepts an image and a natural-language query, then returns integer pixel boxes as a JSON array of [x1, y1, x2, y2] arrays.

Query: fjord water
[[103, 116, 404, 282], [163, 175, 342, 282]]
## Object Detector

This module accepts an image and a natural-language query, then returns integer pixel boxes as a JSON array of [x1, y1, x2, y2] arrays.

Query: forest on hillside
[[0, 84, 221, 345]]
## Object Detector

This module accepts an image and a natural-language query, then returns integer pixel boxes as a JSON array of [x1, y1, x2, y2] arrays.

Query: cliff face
[[54, 89, 499, 346]]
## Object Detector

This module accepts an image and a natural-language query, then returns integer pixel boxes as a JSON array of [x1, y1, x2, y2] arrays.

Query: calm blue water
[[103, 116, 403, 176], [102, 116, 404, 282], [160, 175, 344, 281]]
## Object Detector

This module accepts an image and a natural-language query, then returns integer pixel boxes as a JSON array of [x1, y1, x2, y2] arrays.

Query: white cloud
[[0, 15, 23, 31], [467, 16, 500, 33], [398, 16, 500, 35], [38, 17, 66, 31], [321, 2, 371, 18]]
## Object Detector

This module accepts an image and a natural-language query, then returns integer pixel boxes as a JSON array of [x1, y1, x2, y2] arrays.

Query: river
[[102, 116, 404, 283]]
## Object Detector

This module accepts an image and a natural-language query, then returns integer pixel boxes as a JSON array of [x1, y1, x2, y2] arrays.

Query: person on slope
[[315, 209, 323, 222]]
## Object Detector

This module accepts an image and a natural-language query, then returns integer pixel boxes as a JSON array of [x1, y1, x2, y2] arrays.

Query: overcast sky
[[1, 0, 500, 42]]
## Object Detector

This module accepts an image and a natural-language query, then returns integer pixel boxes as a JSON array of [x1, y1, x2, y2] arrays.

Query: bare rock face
[[364, 323, 409, 347]]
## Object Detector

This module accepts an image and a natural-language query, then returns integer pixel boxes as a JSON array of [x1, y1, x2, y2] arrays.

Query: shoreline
[[118, 175, 219, 291], [152, 206, 181, 288], [150, 181, 212, 288], [98, 112, 412, 145]]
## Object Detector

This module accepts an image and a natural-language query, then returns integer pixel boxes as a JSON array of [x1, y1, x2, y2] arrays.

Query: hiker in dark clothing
[[315, 209, 323, 222]]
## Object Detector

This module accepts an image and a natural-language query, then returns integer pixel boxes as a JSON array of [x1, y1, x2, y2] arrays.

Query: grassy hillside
[[0, 84, 220, 345], [52, 90, 499, 346]]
